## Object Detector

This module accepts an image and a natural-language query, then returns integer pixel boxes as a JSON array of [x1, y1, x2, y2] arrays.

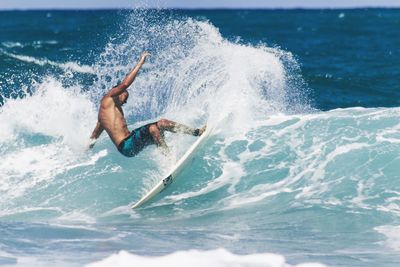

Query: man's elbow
[[119, 82, 129, 90]]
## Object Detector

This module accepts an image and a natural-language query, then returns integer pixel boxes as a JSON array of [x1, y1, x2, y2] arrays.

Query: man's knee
[[156, 118, 170, 128], [149, 124, 160, 136]]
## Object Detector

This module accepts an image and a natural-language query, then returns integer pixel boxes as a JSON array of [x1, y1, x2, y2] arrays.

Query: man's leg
[[156, 119, 205, 136], [148, 124, 168, 148], [148, 119, 206, 154]]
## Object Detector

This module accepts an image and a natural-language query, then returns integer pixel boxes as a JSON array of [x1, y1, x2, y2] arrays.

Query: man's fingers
[[140, 52, 151, 62]]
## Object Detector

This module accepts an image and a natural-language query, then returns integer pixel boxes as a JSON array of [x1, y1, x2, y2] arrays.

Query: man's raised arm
[[107, 51, 151, 97]]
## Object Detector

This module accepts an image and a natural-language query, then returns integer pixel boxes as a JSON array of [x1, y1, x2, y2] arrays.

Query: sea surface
[[0, 8, 400, 267]]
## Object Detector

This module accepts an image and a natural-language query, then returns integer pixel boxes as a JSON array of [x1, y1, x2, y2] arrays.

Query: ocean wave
[[92, 15, 310, 119], [1, 9, 399, 267], [0, 50, 94, 74], [1, 41, 24, 48], [1, 17, 399, 224], [1, 40, 59, 49]]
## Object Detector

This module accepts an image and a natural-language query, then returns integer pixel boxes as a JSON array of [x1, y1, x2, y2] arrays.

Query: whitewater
[[0, 9, 400, 267]]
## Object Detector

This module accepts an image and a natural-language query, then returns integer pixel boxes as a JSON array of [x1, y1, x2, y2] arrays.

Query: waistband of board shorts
[[117, 131, 135, 152]]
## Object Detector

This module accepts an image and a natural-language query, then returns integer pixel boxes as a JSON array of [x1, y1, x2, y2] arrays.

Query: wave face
[[0, 9, 400, 267]]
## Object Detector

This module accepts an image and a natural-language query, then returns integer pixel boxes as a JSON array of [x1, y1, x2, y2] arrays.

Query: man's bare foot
[[198, 125, 207, 136]]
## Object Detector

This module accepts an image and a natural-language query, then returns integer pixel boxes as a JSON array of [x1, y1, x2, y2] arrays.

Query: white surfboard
[[132, 126, 213, 209]]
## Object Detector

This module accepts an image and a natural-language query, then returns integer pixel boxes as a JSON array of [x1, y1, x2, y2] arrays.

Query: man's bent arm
[[108, 51, 150, 97], [88, 121, 104, 149]]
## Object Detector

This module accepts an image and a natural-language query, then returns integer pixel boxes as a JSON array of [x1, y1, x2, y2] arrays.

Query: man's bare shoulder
[[100, 94, 114, 108]]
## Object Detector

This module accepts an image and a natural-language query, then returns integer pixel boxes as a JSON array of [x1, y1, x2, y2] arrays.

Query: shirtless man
[[89, 52, 206, 157]]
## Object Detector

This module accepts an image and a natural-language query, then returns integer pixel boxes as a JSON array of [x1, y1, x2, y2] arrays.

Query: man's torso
[[98, 96, 130, 147]]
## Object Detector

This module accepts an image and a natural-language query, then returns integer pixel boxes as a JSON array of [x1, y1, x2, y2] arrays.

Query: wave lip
[[85, 248, 327, 267]]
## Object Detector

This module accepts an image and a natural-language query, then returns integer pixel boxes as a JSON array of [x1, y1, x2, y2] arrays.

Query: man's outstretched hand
[[140, 51, 151, 64]]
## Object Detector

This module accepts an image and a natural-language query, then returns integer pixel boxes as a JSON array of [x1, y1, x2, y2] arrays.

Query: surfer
[[88, 51, 206, 157]]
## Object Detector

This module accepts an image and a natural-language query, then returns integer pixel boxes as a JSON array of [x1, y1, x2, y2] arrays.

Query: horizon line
[[1, 6, 400, 11]]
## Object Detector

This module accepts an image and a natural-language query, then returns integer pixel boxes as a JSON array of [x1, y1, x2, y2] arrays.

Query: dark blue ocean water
[[2, 9, 400, 109], [1, 9, 400, 267]]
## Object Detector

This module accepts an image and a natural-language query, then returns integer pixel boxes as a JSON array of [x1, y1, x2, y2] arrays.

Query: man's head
[[117, 91, 129, 106]]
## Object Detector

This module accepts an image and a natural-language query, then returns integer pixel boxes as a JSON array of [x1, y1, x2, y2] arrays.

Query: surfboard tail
[[131, 125, 214, 209]]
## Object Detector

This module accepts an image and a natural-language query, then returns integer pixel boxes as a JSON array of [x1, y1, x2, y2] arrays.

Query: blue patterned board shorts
[[117, 123, 155, 157]]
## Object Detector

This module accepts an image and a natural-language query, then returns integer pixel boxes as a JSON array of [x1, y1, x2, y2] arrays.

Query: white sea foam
[[0, 143, 73, 199], [0, 143, 108, 212], [93, 17, 308, 125], [0, 78, 96, 147], [375, 225, 400, 251], [85, 248, 326, 267]]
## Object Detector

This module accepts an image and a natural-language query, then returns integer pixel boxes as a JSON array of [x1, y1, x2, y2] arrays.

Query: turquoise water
[[0, 9, 400, 267]]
